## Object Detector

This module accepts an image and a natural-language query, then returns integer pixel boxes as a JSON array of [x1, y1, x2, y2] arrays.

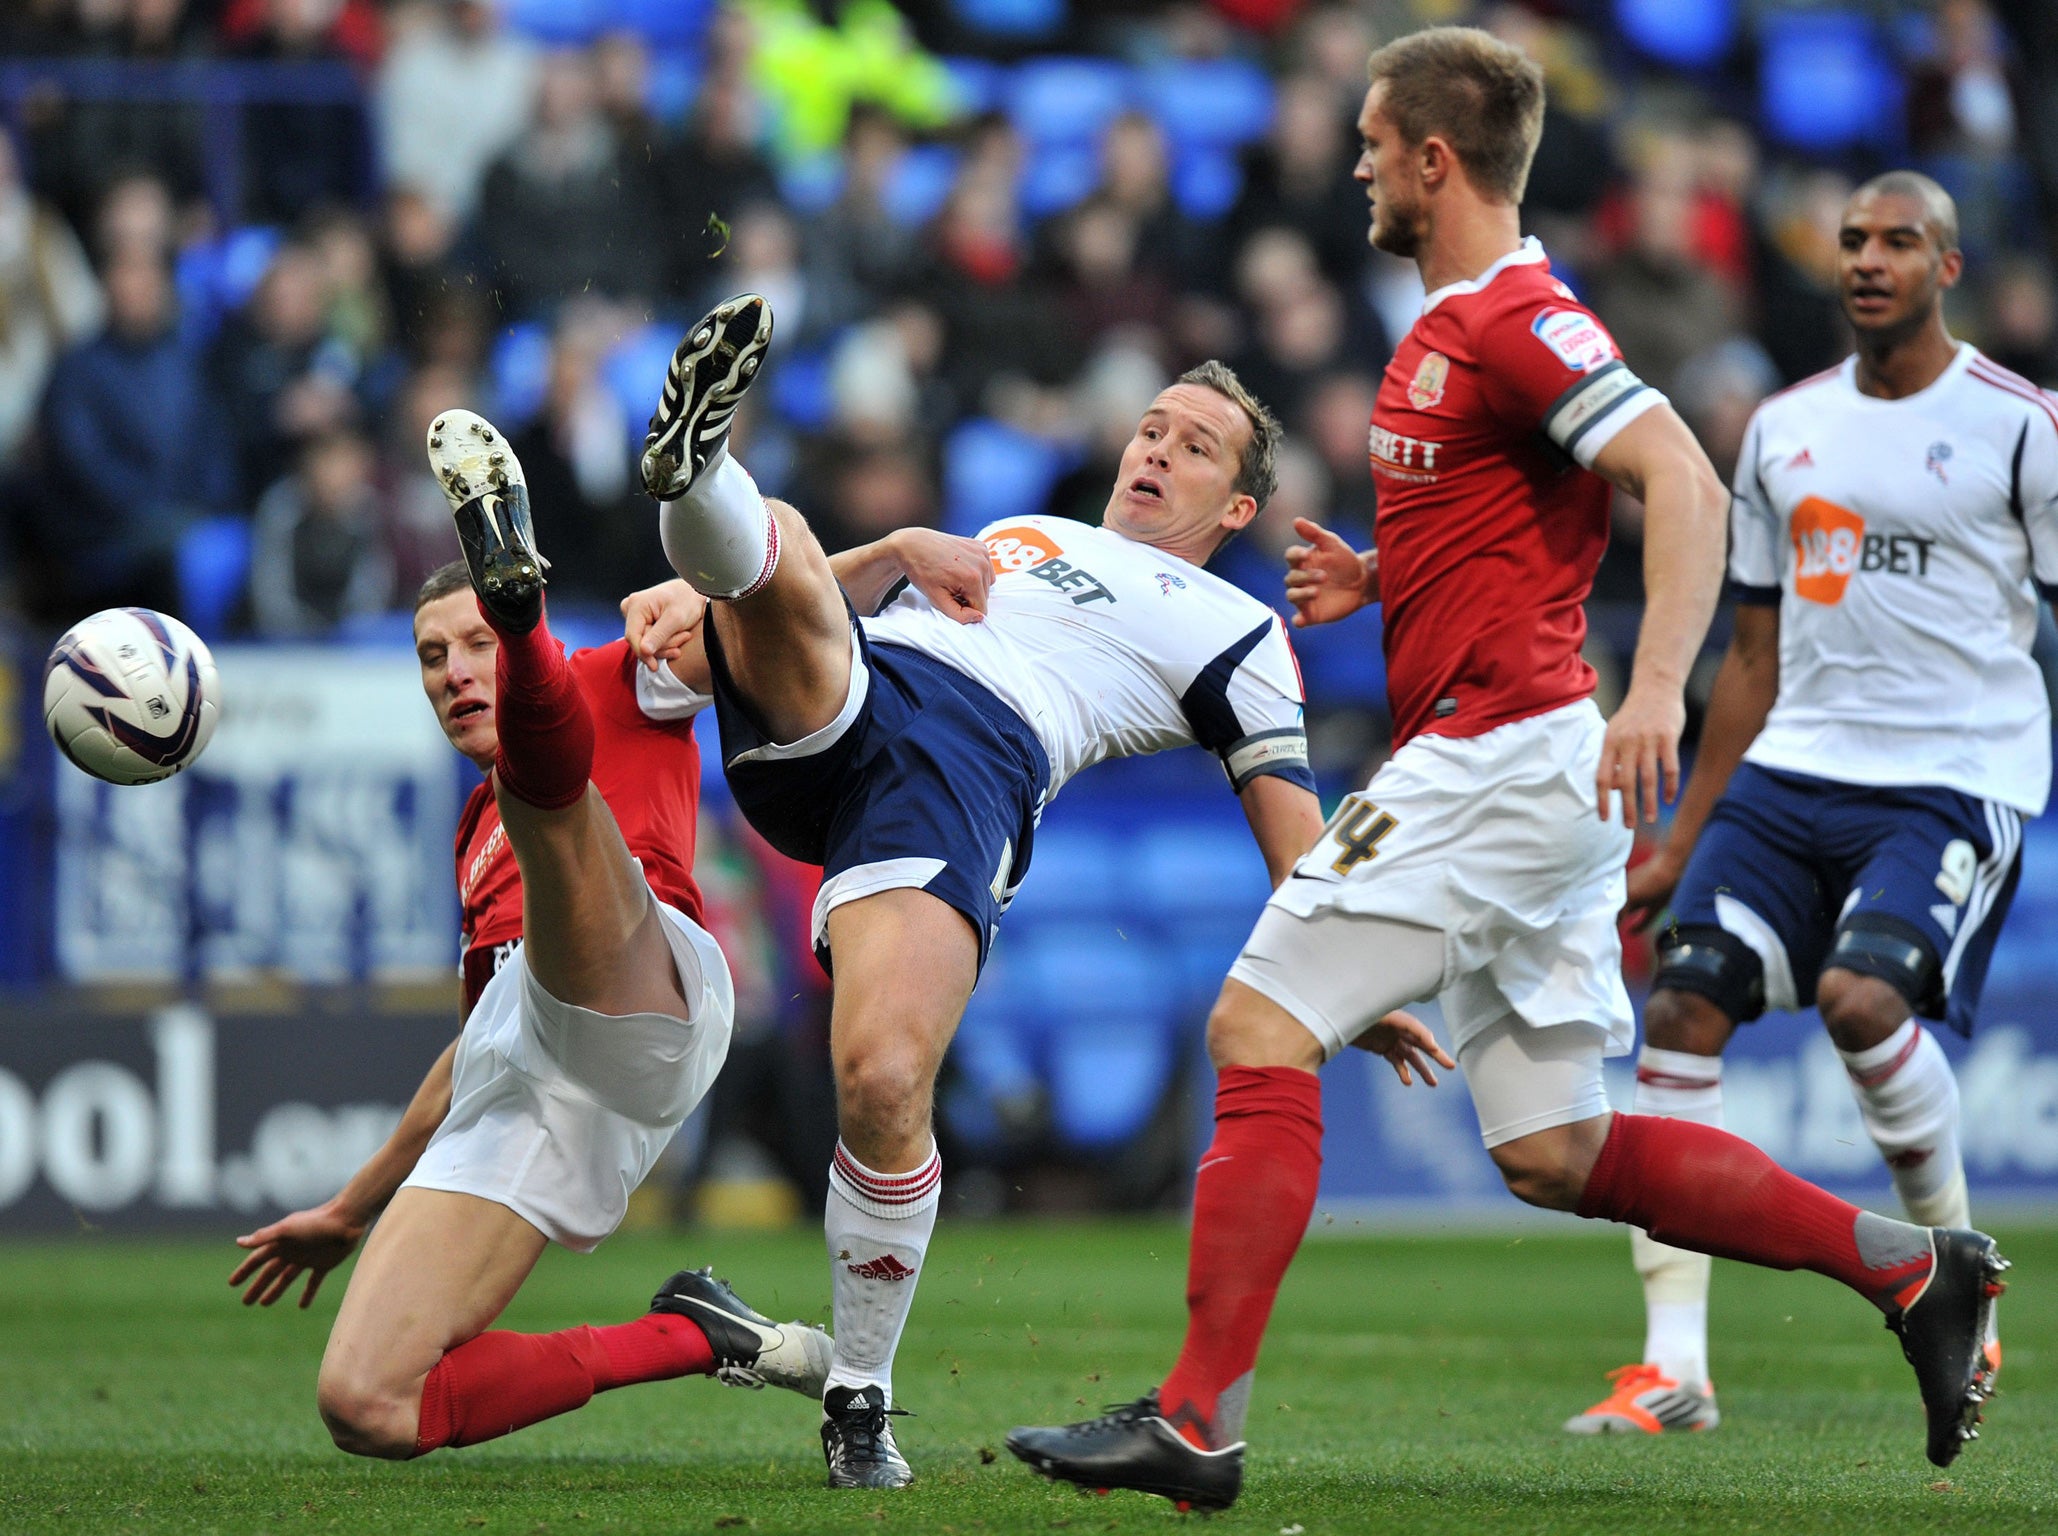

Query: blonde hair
[[1366, 26, 1546, 205]]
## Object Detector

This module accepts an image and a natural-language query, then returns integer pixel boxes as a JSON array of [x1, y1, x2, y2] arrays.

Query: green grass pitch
[[1, 1220, 2050, 1535]]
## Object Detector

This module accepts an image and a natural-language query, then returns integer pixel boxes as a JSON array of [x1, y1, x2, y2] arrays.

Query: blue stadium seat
[[1171, 146, 1243, 220], [489, 322, 553, 435], [768, 346, 836, 432], [776, 152, 845, 217], [611, 0, 715, 47], [942, 56, 1009, 116], [644, 45, 705, 125], [1139, 58, 1273, 150], [173, 225, 280, 346], [600, 323, 679, 447], [1018, 142, 1102, 218], [885, 144, 962, 228], [176, 517, 252, 641], [1758, 12, 1902, 153], [1006, 57, 1131, 147], [1009, 923, 1167, 1018], [1011, 826, 1129, 920], [1049, 1011, 1176, 1149], [502, 0, 608, 44], [1130, 822, 1272, 919], [1616, 0, 1737, 69], [950, 0, 1066, 42], [940, 419, 1078, 533]]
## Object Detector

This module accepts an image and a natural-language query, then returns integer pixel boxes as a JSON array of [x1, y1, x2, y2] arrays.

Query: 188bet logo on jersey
[[1791, 496, 1938, 605]]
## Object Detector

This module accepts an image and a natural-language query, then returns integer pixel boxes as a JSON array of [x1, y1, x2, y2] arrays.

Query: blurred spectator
[[1483, 2, 1616, 268], [249, 425, 393, 635], [509, 312, 655, 610], [659, 58, 779, 299], [1911, 0, 2023, 158], [701, 201, 854, 352], [801, 436, 938, 554], [1299, 370, 1380, 529], [922, 166, 1071, 407], [218, 0, 383, 67], [31, 248, 231, 617], [18, 0, 210, 237], [1234, 274, 1357, 426], [0, 131, 104, 459], [375, 0, 539, 225], [809, 104, 925, 299], [1043, 337, 1168, 527], [748, 0, 960, 162], [376, 184, 461, 356], [1983, 256, 2058, 384], [477, 47, 660, 320], [1097, 111, 1213, 290], [230, 0, 377, 223], [208, 239, 359, 504], [1754, 167, 1854, 384], [95, 172, 178, 266], [1229, 72, 1371, 291], [375, 361, 468, 595], [1672, 337, 1779, 487], [1048, 197, 1172, 358], [826, 298, 958, 445], [1586, 138, 1740, 399], [305, 207, 395, 381]]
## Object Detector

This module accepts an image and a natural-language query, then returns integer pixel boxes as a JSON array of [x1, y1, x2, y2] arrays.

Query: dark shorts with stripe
[[703, 609, 1048, 976], [1664, 763, 2022, 1035]]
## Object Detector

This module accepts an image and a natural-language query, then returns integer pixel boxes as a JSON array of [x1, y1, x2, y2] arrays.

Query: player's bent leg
[[815, 887, 978, 1488], [316, 1188, 547, 1457], [1009, 912, 1444, 1511], [704, 498, 857, 747], [1567, 987, 1733, 1431]]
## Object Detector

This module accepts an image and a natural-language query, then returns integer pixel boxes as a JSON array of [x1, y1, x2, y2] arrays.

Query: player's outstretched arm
[[1284, 517, 1378, 628], [1238, 774, 1325, 888], [228, 1036, 459, 1309], [1623, 604, 1780, 928], [1589, 407, 1728, 826], [830, 527, 994, 621]]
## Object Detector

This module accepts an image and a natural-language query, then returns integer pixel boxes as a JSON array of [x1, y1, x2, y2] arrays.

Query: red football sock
[[413, 1313, 715, 1453], [1158, 1065, 1323, 1450], [1577, 1112, 1934, 1311], [487, 600, 593, 811]]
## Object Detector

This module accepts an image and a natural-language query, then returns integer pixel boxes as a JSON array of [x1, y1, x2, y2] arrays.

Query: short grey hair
[[1178, 359, 1281, 511]]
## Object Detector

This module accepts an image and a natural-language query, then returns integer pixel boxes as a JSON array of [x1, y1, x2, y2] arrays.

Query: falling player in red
[[1008, 25, 2007, 1509], [225, 414, 831, 1459]]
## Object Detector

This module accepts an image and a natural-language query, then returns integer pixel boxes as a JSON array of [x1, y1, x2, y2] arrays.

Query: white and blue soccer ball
[[43, 608, 221, 785]]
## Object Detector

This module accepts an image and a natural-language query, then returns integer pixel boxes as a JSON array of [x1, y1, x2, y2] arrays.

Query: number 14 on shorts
[[1320, 795, 1398, 875]]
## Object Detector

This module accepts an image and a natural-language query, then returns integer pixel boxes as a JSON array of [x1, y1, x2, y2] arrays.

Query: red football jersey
[[456, 639, 706, 1013], [1370, 239, 1660, 747]]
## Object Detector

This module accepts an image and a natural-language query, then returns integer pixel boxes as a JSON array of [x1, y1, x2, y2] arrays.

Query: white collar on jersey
[[1420, 235, 1548, 315]]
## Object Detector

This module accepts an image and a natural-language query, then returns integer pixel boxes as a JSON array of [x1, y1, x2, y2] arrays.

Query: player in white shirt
[[628, 297, 1442, 1488], [1567, 172, 2047, 1435]]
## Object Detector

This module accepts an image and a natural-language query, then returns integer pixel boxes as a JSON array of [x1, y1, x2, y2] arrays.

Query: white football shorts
[[402, 897, 734, 1252], [1228, 698, 1635, 1061]]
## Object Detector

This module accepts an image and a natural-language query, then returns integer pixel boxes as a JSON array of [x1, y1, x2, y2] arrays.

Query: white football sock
[[1839, 1020, 1969, 1228], [1630, 1044, 1720, 1389], [824, 1138, 941, 1407], [658, 447, 780, 599]]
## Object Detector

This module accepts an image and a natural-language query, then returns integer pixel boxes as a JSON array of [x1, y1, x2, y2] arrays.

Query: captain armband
[[1540, 360, 1661, 467], [1223, 728, 1311, 792]]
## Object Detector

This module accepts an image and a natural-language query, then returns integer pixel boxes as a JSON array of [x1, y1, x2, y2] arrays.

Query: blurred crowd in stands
[[2, 0, 2057, 732]]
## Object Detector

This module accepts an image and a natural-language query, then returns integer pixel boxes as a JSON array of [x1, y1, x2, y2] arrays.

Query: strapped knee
[[1826, 915, 1940, 1015], [1653, 924, 1764, 1024]]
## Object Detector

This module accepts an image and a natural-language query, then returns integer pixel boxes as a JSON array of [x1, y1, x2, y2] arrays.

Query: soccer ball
[[43, 608, 221, 785]]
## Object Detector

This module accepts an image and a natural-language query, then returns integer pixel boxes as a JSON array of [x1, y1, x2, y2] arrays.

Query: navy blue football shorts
[[1660, 762, 2023, 1035], [702, 606, 1048, 975]]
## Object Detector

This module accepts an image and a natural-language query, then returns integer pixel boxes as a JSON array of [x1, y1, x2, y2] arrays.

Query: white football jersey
[[1729, 344, 2058, 814], [861, 516, 1311, 798]]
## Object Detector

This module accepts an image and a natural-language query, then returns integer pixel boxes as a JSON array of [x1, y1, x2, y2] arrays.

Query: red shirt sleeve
[[1474, 293, 1626, 431]]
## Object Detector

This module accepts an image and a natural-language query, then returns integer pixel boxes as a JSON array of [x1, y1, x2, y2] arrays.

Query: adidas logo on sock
[[846, 1253, 915, 1282]]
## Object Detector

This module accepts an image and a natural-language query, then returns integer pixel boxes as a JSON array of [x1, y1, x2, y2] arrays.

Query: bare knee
[[316, 1363, 421, 1460], [1815, 968, 1911, 1053], [1643, 987, 1736, 1057], [1205, 983, 1324, 1072], [834, 1037, 935, 1142], [1487, 1116, 1612, 1212]]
